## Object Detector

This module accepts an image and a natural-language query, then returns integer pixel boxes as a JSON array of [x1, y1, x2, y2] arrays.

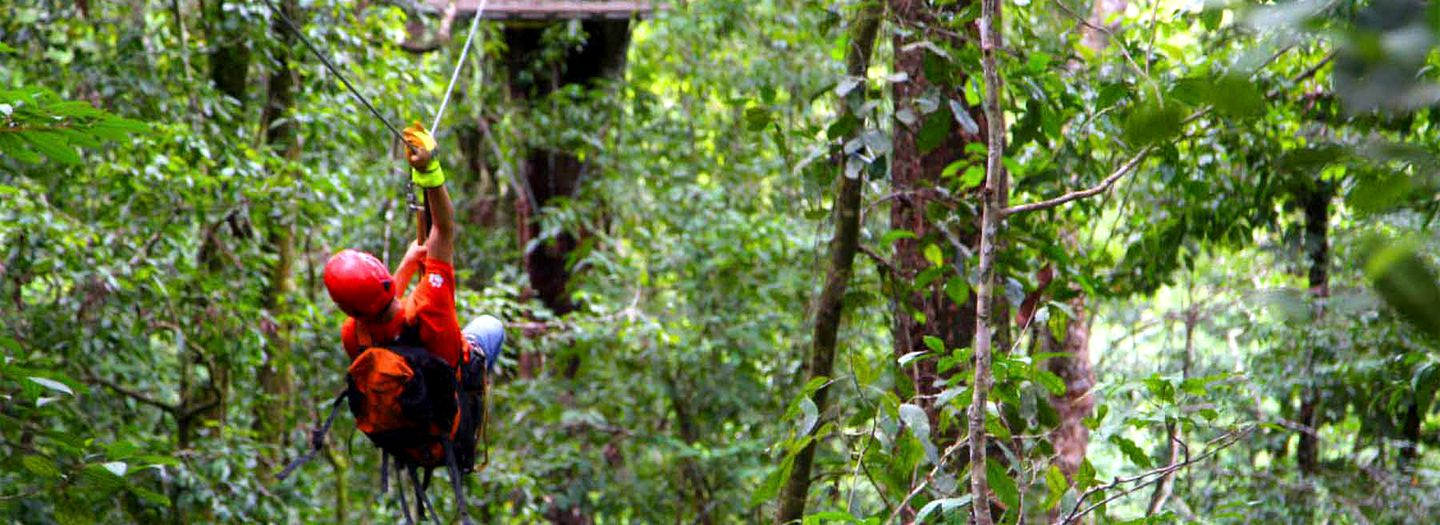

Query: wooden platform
[[424, 0, 657, 20]]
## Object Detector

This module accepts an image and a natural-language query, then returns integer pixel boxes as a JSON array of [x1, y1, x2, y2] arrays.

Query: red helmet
[[323, 249, 394, 318]]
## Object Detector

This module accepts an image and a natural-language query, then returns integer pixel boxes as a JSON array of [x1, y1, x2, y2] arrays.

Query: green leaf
[[80, 463, 127, 492], [1200, 8, 1223, 30], [923, 335, 945, 353], [1366, 240, 1440, 340], [49, 100, 104, 118], [915, 496, 971, 523], [881, 229, 917, 245], [944, 276, 970, 304], [0, 133, 42, 163], [20, 130, 82, 165], [1043, 464, 1069, 511], [1122, 101, 1187, 146], [1347, 172, 1412, 215], [986, 416, 1012, 441], [58, 128, 103, 149], [1414, 362, 1440, 415], [827, 113, 860, 140], [987, 459, 1020, 508], [1208, 75, 1266, 118], [941, 160, 966, 179], [29, 376, 74, 396], [917, 106, 952, 154], [1109, 434, 1155, 469], [752, 451, 797, 506], [1032, 369, 1067, 396], [745, 106, 772, 132], [899, 403, 939, 465], [1076, 458, 1097, 491], [915, 267, 944, 288], [923, 243, 944, 267], [802, 376, 830, 396], [130, 486, 172, 507], [960, 165, 986, 190], [22, 455, 61, 478]]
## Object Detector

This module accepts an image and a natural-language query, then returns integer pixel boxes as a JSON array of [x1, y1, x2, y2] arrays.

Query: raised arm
[[422, 184, 455, 265], [402, 122, 455, 265], [393, 241, 427, 297]]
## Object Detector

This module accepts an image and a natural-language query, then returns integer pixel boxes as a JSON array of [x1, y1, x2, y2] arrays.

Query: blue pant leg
[[462, 315, 505, 372]]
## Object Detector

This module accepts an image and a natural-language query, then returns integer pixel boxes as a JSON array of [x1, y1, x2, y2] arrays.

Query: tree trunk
[[1044, 295, 1095, 480], [968, 0, 1006, 521], [888, 0, 982, 428], [206, 0, 250, 105], [504, 20, 631, 320], [501, 21, 632, 524], [773, 8, 881, 523], [1148, 301, 1196, 514], [1399, 400, 1421, 469], [1297, 183, 1330, 476], [255, 0, 301, 462]]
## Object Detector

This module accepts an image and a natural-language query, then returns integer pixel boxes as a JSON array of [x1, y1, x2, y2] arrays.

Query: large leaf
[[986, 459, 1020, 509], [915, 496, 971, 523], [1366, 241, 1440, 340], [916, 106, 953, 154], [1122, 101, 1187, 146], [19, 130, 82, 165]]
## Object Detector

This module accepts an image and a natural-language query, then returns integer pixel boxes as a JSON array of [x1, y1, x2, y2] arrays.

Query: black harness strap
[[442, 437, 474, 525], [380, 452, 391, 492], [276, 391, 347, 481], [396, 459, 415, 525], [409, 466, 445, 525]]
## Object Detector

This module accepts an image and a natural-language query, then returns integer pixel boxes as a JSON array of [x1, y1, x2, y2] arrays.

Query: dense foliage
[[3, 0, 1439, 523]]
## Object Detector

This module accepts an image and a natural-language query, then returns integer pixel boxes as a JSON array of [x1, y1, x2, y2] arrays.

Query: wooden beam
[[424, 0, 657, 20]]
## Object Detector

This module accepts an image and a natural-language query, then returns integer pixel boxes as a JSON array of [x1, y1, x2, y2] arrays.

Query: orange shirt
[[342, 258, 467, 367]]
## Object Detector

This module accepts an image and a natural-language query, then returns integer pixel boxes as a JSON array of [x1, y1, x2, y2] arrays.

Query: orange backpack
[[280, 327, 485, 524]]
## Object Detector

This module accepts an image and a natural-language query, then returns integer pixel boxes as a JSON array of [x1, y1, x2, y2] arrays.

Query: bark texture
[[255, 0, 301, 460], [969, 0, 1005, 520], [1045, 295, 1095, 480], [773, 9, 882, 522], [504, 21, 631, 319], [888, 0, 982, 425], [206, 0, 251, 105], [1297, 183, 1330, 476]]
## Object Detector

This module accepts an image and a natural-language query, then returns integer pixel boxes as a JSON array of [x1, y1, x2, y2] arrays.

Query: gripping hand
[[402, 121, 445, 188]]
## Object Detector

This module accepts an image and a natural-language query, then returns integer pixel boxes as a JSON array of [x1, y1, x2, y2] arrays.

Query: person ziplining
[[324, 123, 502, 374], [265, 0, 504, 523]]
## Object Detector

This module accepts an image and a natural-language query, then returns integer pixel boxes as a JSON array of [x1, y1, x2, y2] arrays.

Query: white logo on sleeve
[[428, 273, 444, 288]]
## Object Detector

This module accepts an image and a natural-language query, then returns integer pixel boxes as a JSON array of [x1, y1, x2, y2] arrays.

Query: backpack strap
[[276, 390, 348, 481], [395, 459, 415, 525], [479, 374, 491, 469], [408, 466, 444, 525], [442, 437, 474, 525], [380, 452, 390, 492]]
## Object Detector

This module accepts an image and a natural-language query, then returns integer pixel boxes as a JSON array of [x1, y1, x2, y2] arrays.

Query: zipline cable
[[261, 0, 405, 142], [431, 0, 490, 133]]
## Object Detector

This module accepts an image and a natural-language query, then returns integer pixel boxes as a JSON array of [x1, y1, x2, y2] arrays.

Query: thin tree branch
[[1003, 145, 1153, 216], [1053, 0, 1147, 80], [885, 437, 970, 525], [1055, 426, 1253, 525], [968, 0, 1007, 521], [86, 374, 179, 414], [859, 244, 905, 280]]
